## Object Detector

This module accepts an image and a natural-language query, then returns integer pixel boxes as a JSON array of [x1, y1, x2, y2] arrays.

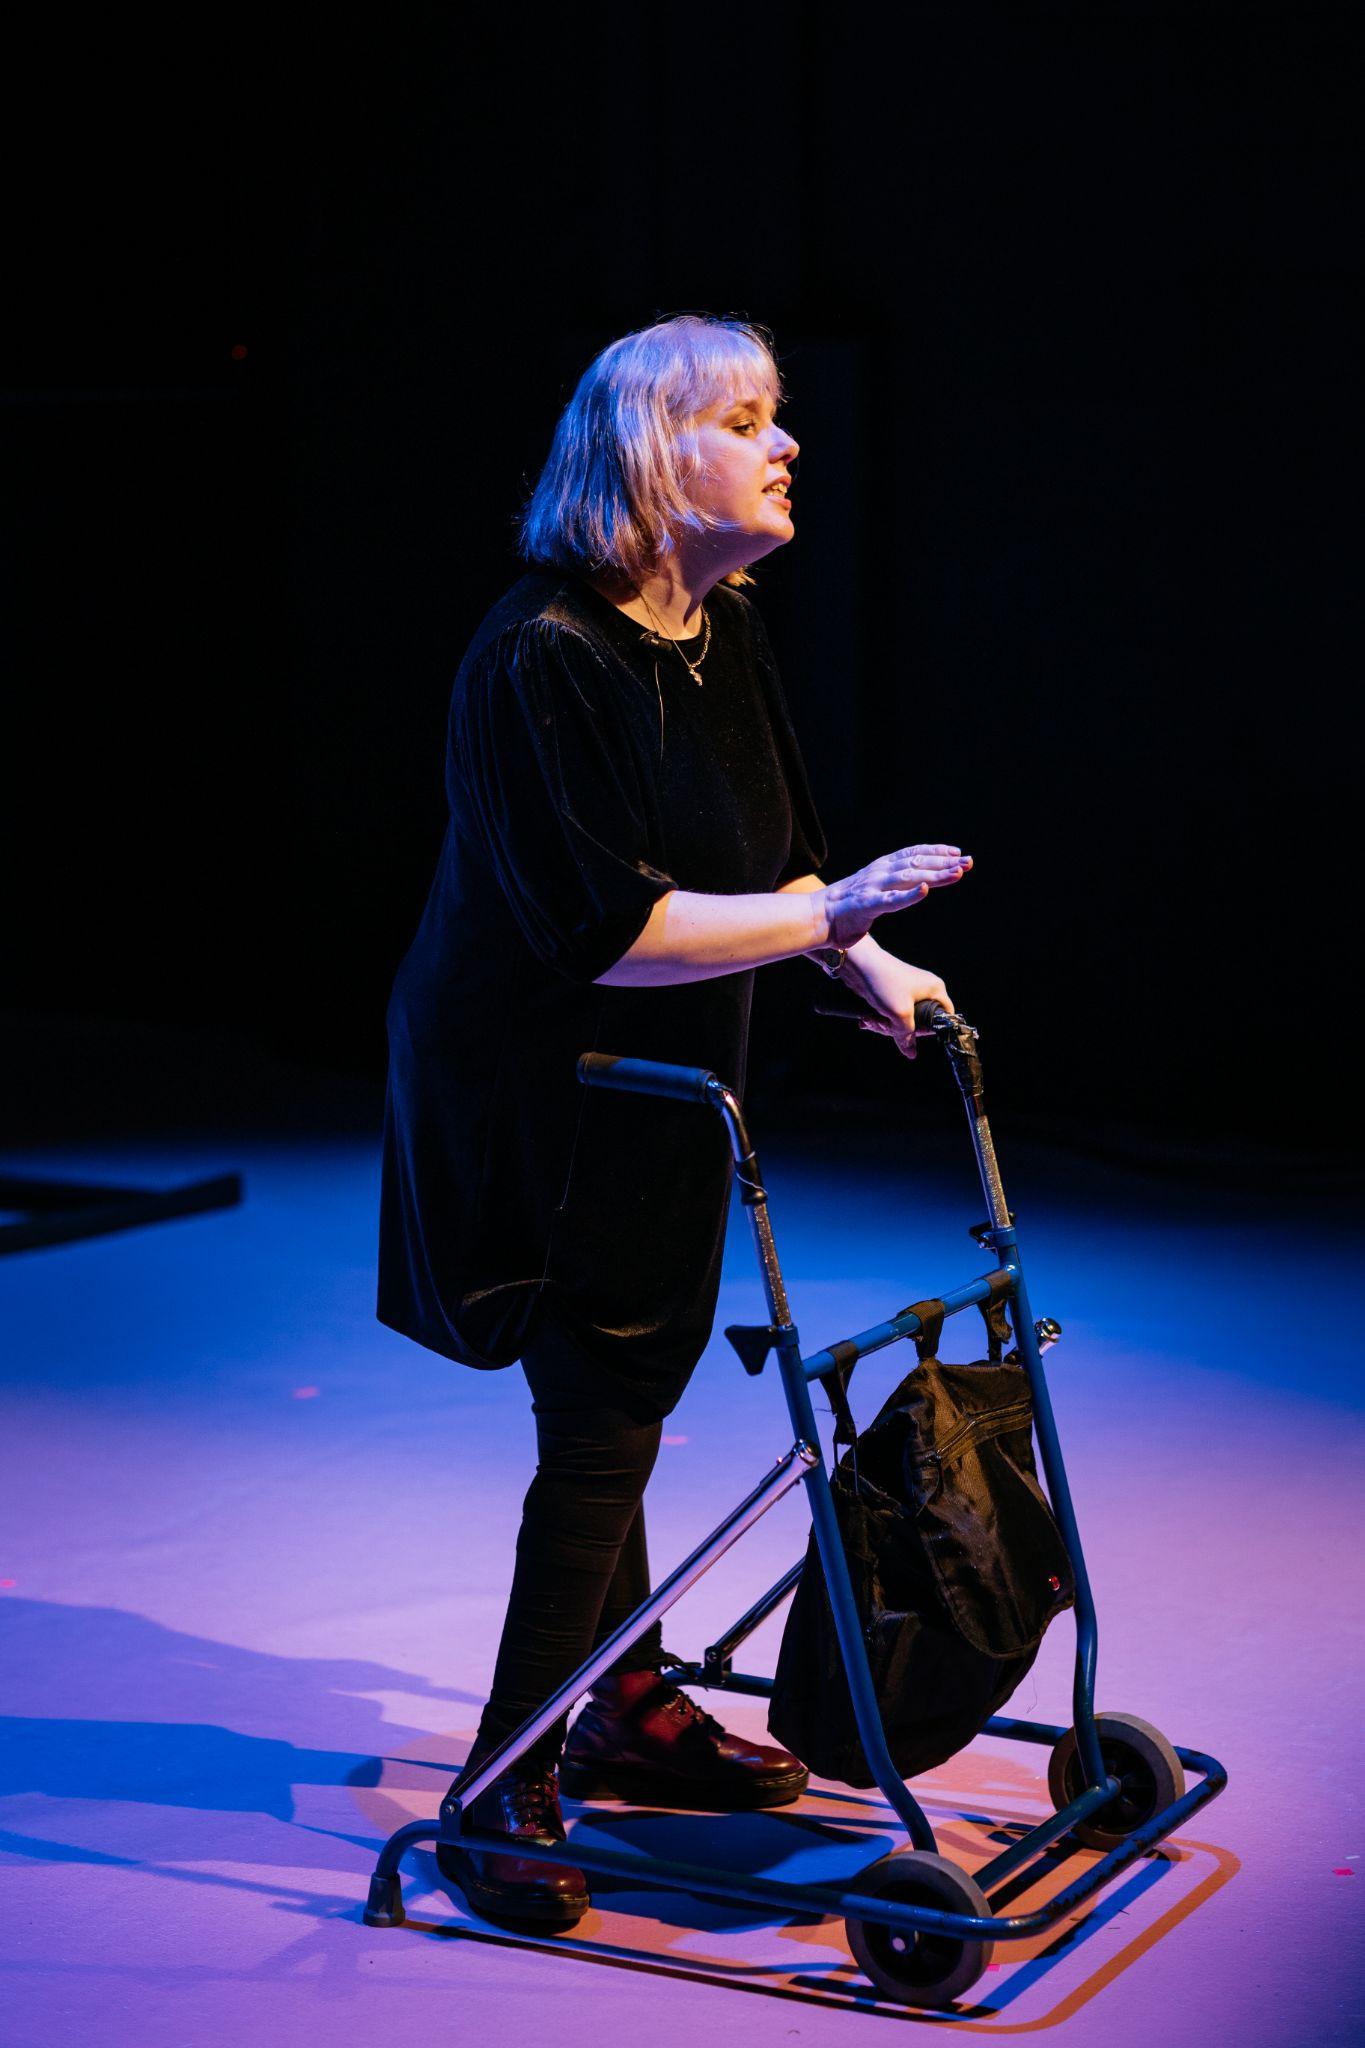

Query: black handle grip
[[812, 993, 950, 1033], [577, 1051, 719, 1102]]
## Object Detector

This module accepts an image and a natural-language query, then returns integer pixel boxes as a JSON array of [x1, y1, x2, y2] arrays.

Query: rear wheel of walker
[[1048, 1711, 1185, 1851], [844, 1850, 994, 2010]]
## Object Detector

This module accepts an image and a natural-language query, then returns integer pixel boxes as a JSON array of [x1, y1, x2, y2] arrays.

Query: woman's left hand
[[838, 950, 954, 1061]]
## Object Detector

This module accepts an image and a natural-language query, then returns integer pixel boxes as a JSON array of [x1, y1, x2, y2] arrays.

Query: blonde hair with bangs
[[518, 313, 785, 592]]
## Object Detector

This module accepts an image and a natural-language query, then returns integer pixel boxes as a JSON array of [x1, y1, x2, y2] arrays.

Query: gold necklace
[[638, 592, 711, 685]]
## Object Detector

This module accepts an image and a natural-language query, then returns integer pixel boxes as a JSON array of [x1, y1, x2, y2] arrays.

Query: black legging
[[472, 1308, 677, 1771]]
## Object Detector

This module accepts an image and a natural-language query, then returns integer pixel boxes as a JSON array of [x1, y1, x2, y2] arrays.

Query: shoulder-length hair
[[518, 312, 785, 592]]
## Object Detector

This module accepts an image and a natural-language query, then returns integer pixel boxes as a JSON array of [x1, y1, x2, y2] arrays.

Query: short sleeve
[[451, 617, 678, 983], [740, 597, 830, 884]]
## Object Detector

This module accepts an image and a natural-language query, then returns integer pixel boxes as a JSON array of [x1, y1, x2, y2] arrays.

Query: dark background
[[4, 3, 1360, 1169]]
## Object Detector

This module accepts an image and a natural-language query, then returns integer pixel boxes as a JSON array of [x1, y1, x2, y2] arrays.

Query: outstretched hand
[[820, 845, 971, 953]]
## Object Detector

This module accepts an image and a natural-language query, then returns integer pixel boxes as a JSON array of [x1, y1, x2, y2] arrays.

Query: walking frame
[[364, 1001, 1227, 2009]]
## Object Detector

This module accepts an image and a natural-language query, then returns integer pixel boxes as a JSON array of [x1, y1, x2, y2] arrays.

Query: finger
[[900, 852, 965, 872], [900, 858, 972, 883], [871, 881, 929, 904]]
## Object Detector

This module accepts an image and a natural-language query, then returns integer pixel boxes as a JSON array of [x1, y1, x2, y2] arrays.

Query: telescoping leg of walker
[[363, 1000, 1227, 2012]]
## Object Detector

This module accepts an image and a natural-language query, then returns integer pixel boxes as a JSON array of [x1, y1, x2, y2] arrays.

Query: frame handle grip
[[577, 1051, 720, 1103], [812, 994, 955, 1033]]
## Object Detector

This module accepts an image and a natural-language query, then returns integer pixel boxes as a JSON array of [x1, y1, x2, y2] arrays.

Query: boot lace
[[502, 1767, 564, 1836], [653, 1654, 728, 1744]]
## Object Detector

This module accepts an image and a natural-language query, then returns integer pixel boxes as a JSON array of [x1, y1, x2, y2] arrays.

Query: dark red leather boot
[[559, 1668, 809, 1809], [436, 1749, 590, 1929]]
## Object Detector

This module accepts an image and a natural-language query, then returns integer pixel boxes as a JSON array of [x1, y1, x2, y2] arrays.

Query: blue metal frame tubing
[[365, 1241, 1226, 1941], [364, 1033, 1228, 1955], [367, 1740, 1226, 1940], [998, 1234, 1108, 1790]]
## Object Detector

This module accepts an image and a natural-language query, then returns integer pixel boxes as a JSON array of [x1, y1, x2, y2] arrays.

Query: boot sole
[[435, 1843, 589, 1930], [559, 1759, 807, 1809]]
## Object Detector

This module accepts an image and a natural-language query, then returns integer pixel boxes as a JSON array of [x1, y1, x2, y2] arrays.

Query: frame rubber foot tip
[[363, 1873, 405, 1927]]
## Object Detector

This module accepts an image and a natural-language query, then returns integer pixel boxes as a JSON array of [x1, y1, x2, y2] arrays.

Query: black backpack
[[767, 1297, 1076, 1787]]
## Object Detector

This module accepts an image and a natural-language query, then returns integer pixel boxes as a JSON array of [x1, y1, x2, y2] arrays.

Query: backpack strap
[[817, 1338, 860, 1454], [895, 1290, 1012, 1365], [978, 1277, 1014, 1363], [900, 1297, 945, 1362]]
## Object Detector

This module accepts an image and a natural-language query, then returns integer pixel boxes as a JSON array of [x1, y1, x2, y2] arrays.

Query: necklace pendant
[[638, 598, 710, 685]]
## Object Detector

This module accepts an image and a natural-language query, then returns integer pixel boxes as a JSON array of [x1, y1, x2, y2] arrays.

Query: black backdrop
[[5, 5, 1360, 1160]]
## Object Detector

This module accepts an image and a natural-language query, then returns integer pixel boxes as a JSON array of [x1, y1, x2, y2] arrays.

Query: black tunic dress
[[376, 566, 828, 1419]]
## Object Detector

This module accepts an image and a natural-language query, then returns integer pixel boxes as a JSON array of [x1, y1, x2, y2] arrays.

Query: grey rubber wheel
[[1047, 1711, 1185, 1851], [844, 1849, 994, 2010]]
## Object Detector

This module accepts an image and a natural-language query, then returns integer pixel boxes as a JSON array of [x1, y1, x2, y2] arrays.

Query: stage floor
[[2, 1120, 1361, 2044]]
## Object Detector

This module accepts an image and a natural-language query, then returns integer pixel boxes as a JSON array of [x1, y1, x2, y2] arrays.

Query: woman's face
[[683, 386, 799, 566]]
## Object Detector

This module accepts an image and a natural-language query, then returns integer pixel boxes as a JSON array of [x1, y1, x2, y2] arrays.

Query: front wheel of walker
[[1047, 1711, 1185, 1852], [844, 1850, 994, 2010]]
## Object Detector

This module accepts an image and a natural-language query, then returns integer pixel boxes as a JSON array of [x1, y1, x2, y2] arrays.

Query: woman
[[377, 313, 971, 1929]]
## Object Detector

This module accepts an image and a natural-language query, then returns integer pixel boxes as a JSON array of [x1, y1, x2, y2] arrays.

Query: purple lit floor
[[2, 1120, 1362, 2044]]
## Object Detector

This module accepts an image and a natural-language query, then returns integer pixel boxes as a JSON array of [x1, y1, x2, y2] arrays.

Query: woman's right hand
[[818, 845, 972, 950]]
